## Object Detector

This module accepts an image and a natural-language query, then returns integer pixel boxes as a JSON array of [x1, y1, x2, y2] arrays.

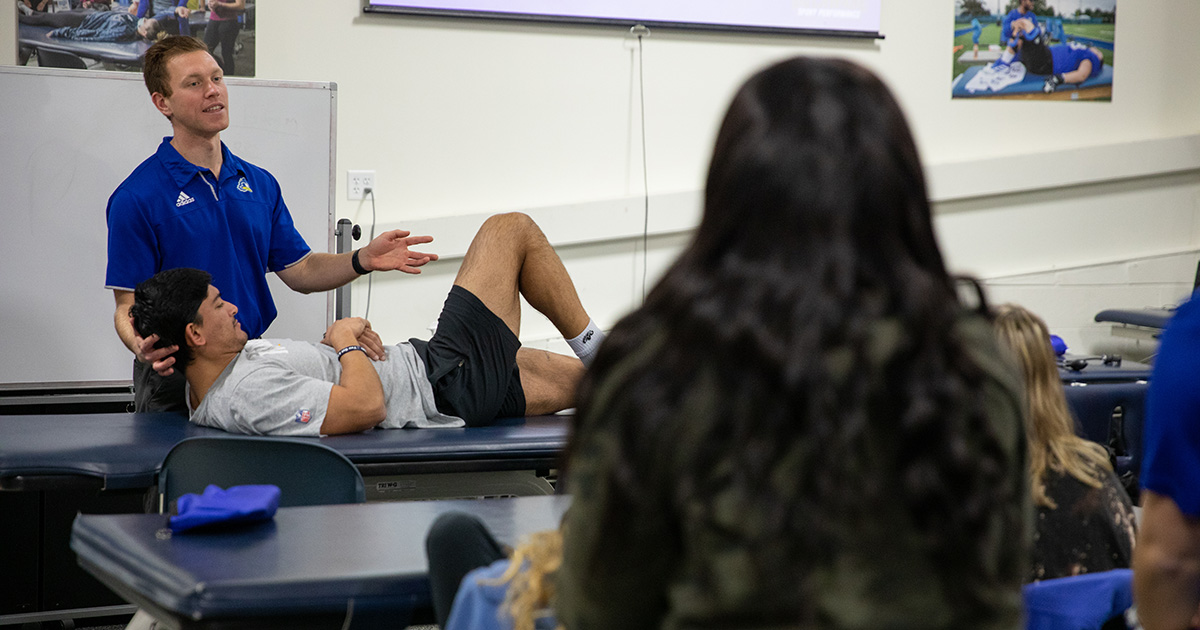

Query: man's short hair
[[143, 35, 209, 99], [130, 268, 212, 372]]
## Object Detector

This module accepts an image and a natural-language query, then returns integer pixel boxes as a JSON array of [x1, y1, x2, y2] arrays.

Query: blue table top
[[72, 495, 570, 626], [0, 412, 571, 491], [1057, 354, 1151, 384]]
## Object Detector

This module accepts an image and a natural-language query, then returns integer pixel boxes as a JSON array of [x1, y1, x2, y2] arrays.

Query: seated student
[[130, 212, 605, 436], [559, 57, 1028, 628], [994, 304, 1136, 581], [427, 57, 1031, 630], [426, 512, 561, 630]]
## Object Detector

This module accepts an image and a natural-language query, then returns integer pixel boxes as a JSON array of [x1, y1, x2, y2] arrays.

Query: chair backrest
[[37, 49, 88, 70], [1062, 381, 1148, 478], [158, 436, 365, 511], [1023, 569, 1132, 630]]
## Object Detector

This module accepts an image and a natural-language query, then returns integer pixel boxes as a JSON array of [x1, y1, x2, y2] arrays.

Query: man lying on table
[[130, 213, 605, 436]]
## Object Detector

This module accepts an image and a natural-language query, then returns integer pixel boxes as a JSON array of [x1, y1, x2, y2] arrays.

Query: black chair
[[158, 435, 366, 510], [36, 49, 88, 70]]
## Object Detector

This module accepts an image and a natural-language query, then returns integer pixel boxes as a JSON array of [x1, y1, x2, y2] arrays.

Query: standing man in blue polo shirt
[[107, 36, 438, 412], [1135, 295, 1200, 629]]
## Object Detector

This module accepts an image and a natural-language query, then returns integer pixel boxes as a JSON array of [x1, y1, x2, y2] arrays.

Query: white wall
[[3, 1, 16, 64], [255, 1, 1200, 355], [6, 2, 1198, 355]]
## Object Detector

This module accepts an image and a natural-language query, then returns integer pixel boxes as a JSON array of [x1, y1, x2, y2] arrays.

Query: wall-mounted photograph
[[15, 0, 255, 76], [951, 0, 1115, 101]]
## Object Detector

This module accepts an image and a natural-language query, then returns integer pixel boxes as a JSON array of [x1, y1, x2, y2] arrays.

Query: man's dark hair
[[130, 268, 211, 372], [143, 35, 209, 99]]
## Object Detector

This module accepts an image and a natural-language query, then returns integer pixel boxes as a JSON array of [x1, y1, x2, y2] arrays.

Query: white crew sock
[[566, 319, 605, 367]]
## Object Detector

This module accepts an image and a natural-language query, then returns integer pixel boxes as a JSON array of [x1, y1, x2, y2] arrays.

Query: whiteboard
[[0, 67, 336, 390]]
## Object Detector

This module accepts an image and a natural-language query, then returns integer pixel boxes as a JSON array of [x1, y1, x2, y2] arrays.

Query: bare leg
[[517, 348, 584, 415], [453, 212, 590, 341], [453, 213, 592, 414]]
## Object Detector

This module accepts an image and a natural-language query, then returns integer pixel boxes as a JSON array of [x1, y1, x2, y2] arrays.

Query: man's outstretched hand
[[360, 230, 438, 274]]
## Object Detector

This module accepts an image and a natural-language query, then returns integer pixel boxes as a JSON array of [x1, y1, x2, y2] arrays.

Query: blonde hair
[[994, 304, 1112, 508], [491, 529, 562, 630]]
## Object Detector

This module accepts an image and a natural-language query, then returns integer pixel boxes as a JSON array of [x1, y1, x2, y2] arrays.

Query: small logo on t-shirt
[[175, 191, 194, 207], [237, 177, 253, 193], [294, 409, 311, 424]]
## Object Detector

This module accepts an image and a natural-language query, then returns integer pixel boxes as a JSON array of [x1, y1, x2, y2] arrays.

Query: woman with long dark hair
[[557, 57, 1029, 628]]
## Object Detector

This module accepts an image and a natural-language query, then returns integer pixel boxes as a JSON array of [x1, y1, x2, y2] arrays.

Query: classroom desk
[[72, 495, 571, 629]]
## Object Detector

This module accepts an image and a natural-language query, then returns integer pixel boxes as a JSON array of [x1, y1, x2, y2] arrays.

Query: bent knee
[[481, 212, 537, 238]]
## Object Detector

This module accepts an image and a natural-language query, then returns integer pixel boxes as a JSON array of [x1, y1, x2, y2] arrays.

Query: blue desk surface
[[73, 495, 570, 628], [0, 412, 571, 491]]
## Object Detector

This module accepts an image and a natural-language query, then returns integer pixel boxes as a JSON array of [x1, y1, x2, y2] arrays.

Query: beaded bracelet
[[337, 345, 366, 359]]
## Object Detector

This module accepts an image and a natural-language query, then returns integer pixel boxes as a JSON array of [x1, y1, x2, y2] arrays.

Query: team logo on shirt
[[294, 409, 311, 424], [175, 191, 195, 207], [237, 177, 253, 193]]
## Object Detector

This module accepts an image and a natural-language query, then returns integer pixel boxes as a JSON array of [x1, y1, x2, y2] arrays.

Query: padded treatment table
[[951, 63, 1113, 100], [72, 494, 571, 629], [1057, 355, 1152, 384], [1095, 307, 1174, 341], [18, 24, 150, 66], [1062, 381, 1147, 485], [0, 412, 224, 492], [1, 411, 568, 624], [0, 412, 571, 492]]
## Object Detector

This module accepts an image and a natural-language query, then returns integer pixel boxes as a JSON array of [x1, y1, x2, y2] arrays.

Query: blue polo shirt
[[1001, 8, 1039, 47], [106, 138, 311, 339], [1051, 43, 1104, 80], [1142, 294, 1200, 516]]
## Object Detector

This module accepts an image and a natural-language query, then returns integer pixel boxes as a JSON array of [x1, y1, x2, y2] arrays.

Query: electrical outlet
[[347, 170, 375, 200]]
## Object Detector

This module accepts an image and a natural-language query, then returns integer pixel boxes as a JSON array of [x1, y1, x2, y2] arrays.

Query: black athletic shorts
[[1019, 35, 1053, 75], [410, 285, 525, 426]]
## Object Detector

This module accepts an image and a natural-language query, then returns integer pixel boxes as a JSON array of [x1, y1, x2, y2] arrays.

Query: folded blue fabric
[[169, 484, 281, 533], [1023, 569, 1132, 630]]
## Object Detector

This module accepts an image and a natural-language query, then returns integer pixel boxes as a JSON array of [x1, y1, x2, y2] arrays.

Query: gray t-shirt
[[189, 339, 464, 436]]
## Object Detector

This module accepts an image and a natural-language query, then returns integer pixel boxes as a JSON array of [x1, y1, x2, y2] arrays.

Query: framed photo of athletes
[[951, 0, 1115, 101], [14, 0, 255, 76]]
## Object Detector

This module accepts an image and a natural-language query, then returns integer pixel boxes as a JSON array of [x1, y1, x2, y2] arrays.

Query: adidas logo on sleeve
[[176, 191, 195, 208]]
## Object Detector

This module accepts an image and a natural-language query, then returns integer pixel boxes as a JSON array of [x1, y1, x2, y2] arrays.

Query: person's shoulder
[[112, 149, 169, 194], [1165, 295, 1200, 335]]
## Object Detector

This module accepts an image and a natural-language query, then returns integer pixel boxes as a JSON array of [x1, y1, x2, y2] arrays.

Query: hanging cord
[[632, 24, 651, 300], [362, 188, 377, 320]]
